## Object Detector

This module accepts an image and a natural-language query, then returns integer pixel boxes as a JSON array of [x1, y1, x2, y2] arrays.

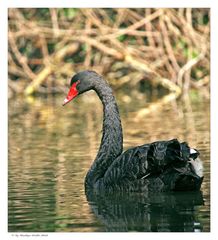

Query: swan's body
[[63, 70, 203, 192]]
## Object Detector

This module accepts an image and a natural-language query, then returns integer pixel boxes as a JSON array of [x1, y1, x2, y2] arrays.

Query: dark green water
[[8, 92, 210, 232]]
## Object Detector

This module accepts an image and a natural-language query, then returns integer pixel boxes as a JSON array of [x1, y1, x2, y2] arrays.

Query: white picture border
[[1, 1, 216, 240]]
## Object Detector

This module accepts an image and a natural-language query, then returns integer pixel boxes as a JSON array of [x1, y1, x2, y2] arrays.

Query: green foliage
[[61, 8, 78, 20], [117, 34, 127, 42]]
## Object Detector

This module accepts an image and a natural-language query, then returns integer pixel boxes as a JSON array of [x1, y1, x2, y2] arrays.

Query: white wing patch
[[190, 148, 197, 154], [189, 158, 204, 178]]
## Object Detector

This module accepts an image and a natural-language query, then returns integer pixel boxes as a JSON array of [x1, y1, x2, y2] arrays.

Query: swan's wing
[[98, 139, 199, 190], [146, 139, 191, 171]]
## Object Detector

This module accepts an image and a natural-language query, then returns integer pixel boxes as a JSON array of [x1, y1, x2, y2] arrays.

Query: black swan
[[63, 70, 203, 192]]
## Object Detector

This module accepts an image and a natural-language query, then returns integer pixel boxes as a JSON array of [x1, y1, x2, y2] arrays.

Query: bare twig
[[8, 31, 36, 80], [177, 45, 207, 88]]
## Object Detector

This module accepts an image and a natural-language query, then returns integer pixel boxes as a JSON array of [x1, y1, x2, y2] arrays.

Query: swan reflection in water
[[85, 190, 204, 232]]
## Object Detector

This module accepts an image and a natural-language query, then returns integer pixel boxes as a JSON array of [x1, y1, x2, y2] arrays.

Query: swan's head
[[63, 70, 100, 106]]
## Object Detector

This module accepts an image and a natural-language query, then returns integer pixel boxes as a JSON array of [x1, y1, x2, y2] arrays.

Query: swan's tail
[[159, 143, 204, 191], [172, 147, 204, 191], [174, 174, 204, 191]]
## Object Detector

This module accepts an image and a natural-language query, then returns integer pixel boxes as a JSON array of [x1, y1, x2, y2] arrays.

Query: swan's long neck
[[85, 81, 123, 187]]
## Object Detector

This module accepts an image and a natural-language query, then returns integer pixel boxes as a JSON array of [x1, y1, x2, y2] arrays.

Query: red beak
[[63, 82, 79, 106]]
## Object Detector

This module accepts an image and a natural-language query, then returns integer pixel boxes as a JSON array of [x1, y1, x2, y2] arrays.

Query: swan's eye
[[75, 80, 80, 85]]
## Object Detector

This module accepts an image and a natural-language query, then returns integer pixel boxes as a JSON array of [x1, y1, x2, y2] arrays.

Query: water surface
[[8, 91, 210, 232]]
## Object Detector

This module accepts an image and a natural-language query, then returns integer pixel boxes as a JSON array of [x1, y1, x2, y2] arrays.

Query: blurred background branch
[[8, 8, 210, 101]]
